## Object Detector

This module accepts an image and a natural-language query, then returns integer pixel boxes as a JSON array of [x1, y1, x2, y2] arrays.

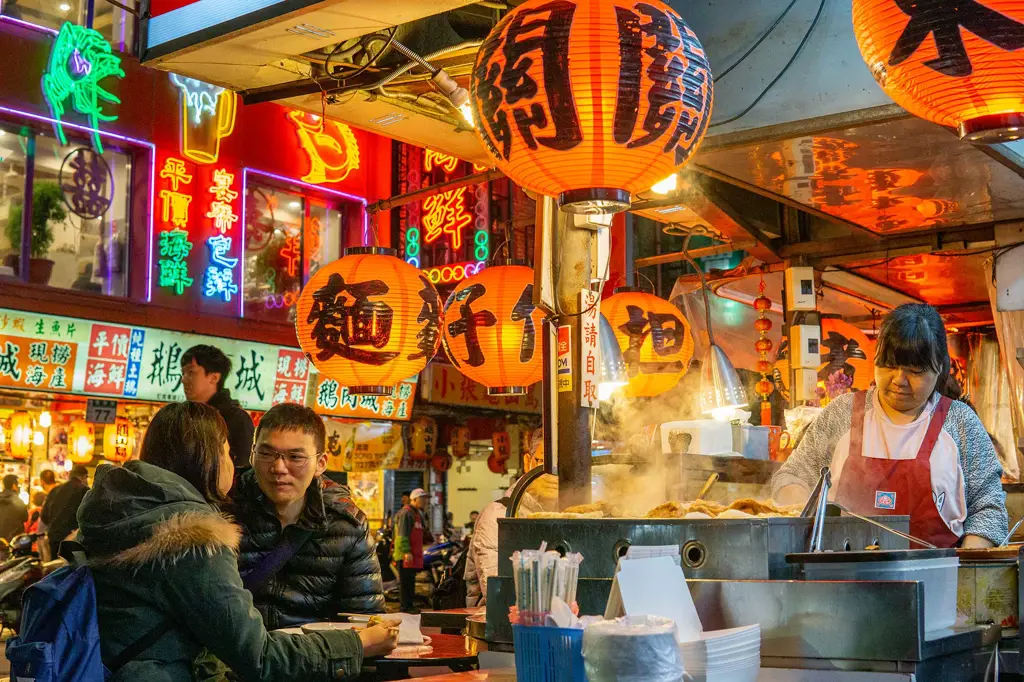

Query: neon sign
[[288, 111, 360, 184], [422, 187, 472, 249], [204, 235, 238, 301], [424, 150, 460, 174], [170, 74, 236, 165], [423, 261, 486, 285], [280, 235, 301, 277], [405, 227, 421, 268], [156, 157, 195, 296], [202, 168, 239, 301], [42, 23, 125, 154]]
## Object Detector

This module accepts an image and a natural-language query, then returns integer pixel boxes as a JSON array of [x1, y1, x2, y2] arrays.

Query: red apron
[[834, 391, 960, 548], [402, 505, 425, 569]]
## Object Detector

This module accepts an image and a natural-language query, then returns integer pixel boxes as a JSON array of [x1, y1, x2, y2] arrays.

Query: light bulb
[[598, 381, 627, 402], [33, 431, 44, 446], [64, 459, 73, 472], [38, 411, 51, 428], [650, 174, 678, 195], [458, 101, 475, 128], [59, 2, 71, 11]]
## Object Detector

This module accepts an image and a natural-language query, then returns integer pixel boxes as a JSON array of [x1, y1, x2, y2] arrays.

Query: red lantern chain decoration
[[753, 279, 774, 426]]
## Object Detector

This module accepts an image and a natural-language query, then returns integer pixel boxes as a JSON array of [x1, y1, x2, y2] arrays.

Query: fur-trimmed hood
[[77, 460, 239, 565]]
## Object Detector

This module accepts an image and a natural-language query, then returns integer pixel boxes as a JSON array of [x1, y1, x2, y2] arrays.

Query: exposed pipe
[[368, 169, 504, 213], [360, 41, 481, 92]]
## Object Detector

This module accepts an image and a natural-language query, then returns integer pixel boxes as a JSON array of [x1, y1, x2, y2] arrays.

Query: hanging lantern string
[[754, 276, 775, 425]]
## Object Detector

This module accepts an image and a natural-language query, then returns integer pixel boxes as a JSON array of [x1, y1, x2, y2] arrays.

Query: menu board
[[324, 419, 405, 472], [421, 364, 541, 414], [0, 307, 412, 419]]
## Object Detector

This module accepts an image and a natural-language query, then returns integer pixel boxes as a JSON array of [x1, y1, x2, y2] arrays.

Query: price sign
[[85, 398, 118, 424], [556, 325, 572, 393]]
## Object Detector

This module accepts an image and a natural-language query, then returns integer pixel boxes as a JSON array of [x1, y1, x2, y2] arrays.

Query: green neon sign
[[41, 22, 124, 154]]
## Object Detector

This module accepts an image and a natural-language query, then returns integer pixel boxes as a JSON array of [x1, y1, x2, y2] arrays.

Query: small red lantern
[[754, 280, 775, 425], [487, 453, 507, 475], [408, 417, 437, 461], [451, 426, 471, 459], [853, 0, 1024, 142], [69, 419, 95, 464], [295, 246, 442, 395], [441, 265, 546, 395], [492, 431, 511, 461], [7, 411, 32, 460], [470, 0, 713, 213], [103, 417, 135, 463], [431, 450, 453, 473], [603, 288, 694, 398], [755, 338, 773, 354]]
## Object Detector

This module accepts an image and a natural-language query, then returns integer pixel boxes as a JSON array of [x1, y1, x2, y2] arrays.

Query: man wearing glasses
[[230, 403, 384, 629]]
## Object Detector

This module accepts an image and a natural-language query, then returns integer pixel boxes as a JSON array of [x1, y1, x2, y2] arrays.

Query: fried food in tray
[[563, 500, 623, 517], [527, 510, 605, 519], [643, 498, 799, 519]]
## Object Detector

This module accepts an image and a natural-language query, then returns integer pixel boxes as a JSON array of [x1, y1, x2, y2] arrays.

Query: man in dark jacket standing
[[40, 465, 89, 557], [0, 475, 27, 542], [393, 488, 430, 613], [181, 344, 255, 468], [230, 403, 384, 630]]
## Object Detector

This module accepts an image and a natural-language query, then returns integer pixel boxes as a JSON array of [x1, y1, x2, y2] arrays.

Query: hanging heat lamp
[[103, 417, 135, 463], [469, 0, 713, 213], [602, 288, 695, 398], [69, 419, 95, 463], [441, 265, 546, 395], [8, 412, 33, 459], [853, 0, 1024, 142], [295, 246, 443, 396], [450, 426, 471, 459], [408, 417, 437, 461]]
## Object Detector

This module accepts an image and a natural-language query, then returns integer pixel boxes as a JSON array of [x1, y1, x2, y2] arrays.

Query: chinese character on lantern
[[306, 273, 399, 366], [422, 187, 473, 249]]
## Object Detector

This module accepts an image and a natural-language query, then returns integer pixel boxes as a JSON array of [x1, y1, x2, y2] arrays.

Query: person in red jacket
[[392, 488, 431, 613]]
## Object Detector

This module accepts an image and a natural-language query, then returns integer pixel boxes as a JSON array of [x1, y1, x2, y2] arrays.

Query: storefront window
[[1, 130, 131, 295], [244, 182, 342, 323], [1, 0, 136, 53]]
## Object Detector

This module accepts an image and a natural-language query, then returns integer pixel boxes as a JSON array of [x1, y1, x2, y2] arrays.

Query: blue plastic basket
[[513, 624, 586, 682]]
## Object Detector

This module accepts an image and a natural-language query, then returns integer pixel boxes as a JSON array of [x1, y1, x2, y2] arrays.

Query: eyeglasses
[[253, 448, 321, 468]]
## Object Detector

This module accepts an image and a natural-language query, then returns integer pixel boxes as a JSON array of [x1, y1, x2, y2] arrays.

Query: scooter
[[0, 533, 64, 635]]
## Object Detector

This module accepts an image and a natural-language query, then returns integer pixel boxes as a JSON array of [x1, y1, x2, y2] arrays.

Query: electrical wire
[[709, 0, 825, 129], [324, 26, 397, 84], [713, 0, 799, 83]]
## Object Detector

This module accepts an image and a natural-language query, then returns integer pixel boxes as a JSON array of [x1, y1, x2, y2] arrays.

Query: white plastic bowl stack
[[679, 624, 761, 682]]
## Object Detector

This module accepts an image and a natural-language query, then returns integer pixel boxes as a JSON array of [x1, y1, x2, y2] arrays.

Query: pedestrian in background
[[40, 465, 89, 557], [393, 488, 431, 613], [181, 344, 255, 469], [0, 475, 27, 542]]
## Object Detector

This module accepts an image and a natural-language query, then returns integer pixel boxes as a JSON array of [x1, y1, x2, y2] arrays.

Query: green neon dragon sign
[[41, 22, 125, 154]]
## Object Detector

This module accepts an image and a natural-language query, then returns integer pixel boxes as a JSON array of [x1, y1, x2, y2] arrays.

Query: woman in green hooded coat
[[76, 401, 398, 681]]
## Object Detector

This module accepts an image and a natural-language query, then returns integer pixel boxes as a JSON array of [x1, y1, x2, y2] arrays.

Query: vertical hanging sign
[[156, 155, 197, 296], [556, 325, 572, 393], [579, 289, 600, 408]]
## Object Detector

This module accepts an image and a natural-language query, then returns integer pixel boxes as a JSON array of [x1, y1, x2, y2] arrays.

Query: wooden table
[[419, 607, 482, 633], [373, 633, 479, 681], [380, 669, 515, 682]]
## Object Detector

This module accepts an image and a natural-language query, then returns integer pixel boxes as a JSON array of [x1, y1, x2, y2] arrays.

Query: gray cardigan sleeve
[[946, 401, 1007, 544], [771, 393, 856, 497]]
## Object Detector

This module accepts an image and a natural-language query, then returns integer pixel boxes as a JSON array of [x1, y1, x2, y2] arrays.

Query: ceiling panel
[[842, 252, 991, 307], [695, 117, 1024, 234]]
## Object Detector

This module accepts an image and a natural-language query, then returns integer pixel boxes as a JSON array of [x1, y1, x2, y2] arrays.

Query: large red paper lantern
[[492, 431, 511, 462], [470, 0, 713, 213], [487, 453, 508, 475], [103, 417, 136, 463], [603, 288, 694, 398], [431, 450, 453, 473], [408, 417, 437, 461], [441, 265, 546, 395], [69, 419, 95, 464], [853, 0, 1024, 142], [451, 426, 471, 459], [7, 412, 32, 460], [296, 247, 442, 395]]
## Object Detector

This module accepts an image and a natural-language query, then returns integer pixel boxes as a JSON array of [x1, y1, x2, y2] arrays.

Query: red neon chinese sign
[[422, 187, 472, 250]]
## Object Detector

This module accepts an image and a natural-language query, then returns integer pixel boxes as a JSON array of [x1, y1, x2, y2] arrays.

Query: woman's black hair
[[875, 303, 951, 391], [138, 401, 230, 504]]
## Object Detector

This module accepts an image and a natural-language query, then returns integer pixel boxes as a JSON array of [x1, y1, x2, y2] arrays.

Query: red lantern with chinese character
[[450, 426, 471, 459], [7, 412, 32, 459], [295, 247, 442, 396], [487, 453, 508, 475], [69, 419, 95, 463], [492, 431, 511, 461], [102, 417, 135, 463], [602, 288, 694, 398], [853, 0, 1024, 142], [820, 318, 876, 392], [470, 0, 713, 213], [408, 417, 437, 461], [441, 265, 546, 395], [431, 450, 453, 473]]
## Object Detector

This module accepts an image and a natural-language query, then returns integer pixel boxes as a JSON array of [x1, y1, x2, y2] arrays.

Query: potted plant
[[4, 182, 66, 285]]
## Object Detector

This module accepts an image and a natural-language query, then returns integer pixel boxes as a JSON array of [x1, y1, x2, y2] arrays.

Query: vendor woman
[[773, 304, 1007, 548]]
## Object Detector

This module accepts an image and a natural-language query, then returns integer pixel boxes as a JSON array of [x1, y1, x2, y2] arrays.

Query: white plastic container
[[795, 550, 960, 632]]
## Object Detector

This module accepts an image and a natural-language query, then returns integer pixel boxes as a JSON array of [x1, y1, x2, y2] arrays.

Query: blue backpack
[[5, 545, 169, 681]]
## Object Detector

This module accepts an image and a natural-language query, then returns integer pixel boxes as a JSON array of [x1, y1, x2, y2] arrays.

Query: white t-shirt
[[828, 391, 966, 537]]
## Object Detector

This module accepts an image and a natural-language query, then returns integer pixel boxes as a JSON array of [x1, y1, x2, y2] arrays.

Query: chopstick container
[[513, 624, 585, 682]]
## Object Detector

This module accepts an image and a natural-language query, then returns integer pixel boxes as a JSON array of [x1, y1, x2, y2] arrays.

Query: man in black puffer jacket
[[230, 404, 384, 630]]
